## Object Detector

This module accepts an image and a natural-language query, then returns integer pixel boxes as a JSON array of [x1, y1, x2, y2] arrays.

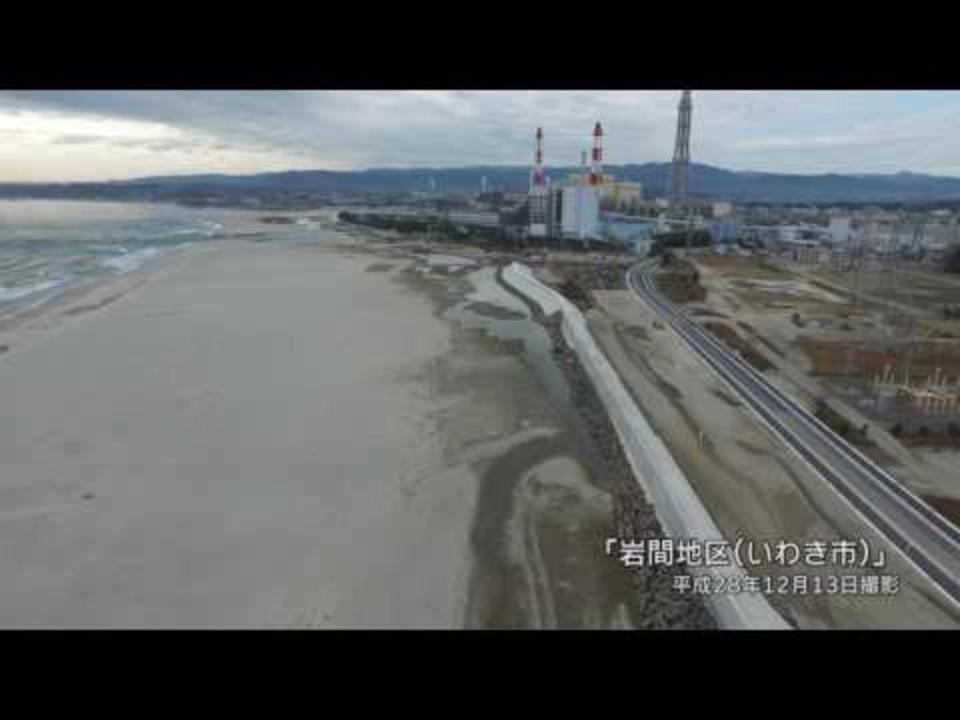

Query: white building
[[828, 216, 852, 245], [712, 201, 734, 218], [528, 185, 548, 238], [548, 184, 600, 241], [561, 185, 600, 239]]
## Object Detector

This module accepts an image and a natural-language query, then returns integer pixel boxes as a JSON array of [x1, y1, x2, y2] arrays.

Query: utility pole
[[843, 220, 869, 382], [892, 219, 921, 389]]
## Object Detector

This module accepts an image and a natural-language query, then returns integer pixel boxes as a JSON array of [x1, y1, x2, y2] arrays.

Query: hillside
[[6, 164, 960, 204]]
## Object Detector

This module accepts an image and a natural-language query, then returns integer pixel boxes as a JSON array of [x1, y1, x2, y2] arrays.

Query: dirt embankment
[[695, 255, 791, 280], [703, 321, 774, 372], [924, 495, 960, 528], [544, 260, 633, 311], [655, 256, 707, 304], [893, 424, 960, 448], [813, 399, 873, 447]]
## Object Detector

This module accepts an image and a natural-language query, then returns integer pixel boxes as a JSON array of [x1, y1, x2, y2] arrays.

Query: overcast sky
[[1, 91, 959, 182]]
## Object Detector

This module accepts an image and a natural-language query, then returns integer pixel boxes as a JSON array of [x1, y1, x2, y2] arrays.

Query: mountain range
[[5, 163, 960, 204]]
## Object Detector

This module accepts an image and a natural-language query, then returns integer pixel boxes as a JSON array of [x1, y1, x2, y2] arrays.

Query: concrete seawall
[[502, 262, 790, 630]]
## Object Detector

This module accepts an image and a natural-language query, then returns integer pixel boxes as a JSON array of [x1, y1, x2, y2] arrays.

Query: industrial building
[[563, 172, 642, 212], [566, 172, 615, 186], [600, 181, 644, 211]]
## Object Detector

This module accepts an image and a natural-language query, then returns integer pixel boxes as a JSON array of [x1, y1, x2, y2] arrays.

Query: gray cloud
[[2, 91, 960, 179], [48, 131, 212, 155], [50, 133, 105, 145]]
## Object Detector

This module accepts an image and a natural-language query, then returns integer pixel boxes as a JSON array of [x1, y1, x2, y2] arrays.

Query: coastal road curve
[[626, 262, 960, 613]]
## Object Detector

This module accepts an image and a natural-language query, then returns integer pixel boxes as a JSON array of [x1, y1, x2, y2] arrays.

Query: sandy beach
[[0, 229, 653, 628], [0, 235, 481, 627]]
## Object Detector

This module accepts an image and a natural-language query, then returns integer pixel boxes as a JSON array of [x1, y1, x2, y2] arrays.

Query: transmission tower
[[670, 90, 693, 208], [883, 219, 901, 328], [669, 91, 694, 255], [843, 221, 871, 381]]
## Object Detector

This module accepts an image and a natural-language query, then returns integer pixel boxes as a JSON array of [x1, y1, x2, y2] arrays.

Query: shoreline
[[0, 242, 200, 335]]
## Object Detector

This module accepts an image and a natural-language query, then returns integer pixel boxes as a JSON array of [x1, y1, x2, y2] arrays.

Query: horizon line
[[0, 162, 952, 185]]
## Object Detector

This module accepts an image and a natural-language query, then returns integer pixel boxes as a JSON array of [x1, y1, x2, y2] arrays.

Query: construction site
[[565, 90, 960, 626], [338, 90, 960, 532], [650, 245, 960, 511]]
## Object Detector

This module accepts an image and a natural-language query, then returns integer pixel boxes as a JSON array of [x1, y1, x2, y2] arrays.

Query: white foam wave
[[101, 247, 163, 273], [0, 279, 62, 302]]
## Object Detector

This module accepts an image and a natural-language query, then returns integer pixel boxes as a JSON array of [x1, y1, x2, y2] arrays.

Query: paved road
[[627, 262, 960, 612]]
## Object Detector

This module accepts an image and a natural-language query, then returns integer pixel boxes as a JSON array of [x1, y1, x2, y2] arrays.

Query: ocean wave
[[138, 222, 221, 242], [0, 279, 62, 303], [101, 247, 163, 274]]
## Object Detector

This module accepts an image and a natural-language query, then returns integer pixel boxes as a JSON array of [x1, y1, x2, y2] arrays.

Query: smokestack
[[531, 127, 546, 188], [590, 122, 604, 186], [528, 127, 548, 237]]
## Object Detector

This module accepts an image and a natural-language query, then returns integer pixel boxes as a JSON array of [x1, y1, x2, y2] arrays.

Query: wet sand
[[0, 234, 644, 628], [397, 260, 647, 628]]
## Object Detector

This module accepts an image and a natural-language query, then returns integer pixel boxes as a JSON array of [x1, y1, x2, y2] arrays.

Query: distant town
[[4, 141, 960, 276]]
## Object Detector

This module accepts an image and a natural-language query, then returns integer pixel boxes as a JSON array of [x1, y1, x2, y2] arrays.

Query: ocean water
[[0, 200, 227, 317]]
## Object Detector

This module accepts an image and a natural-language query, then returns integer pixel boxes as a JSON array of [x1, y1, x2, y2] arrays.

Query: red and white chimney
[[589, 122, 604, 186]]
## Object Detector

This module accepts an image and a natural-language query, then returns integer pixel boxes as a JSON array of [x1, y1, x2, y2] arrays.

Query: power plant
[[529, 122, 605, 243], [525, 119, 653, 245]]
